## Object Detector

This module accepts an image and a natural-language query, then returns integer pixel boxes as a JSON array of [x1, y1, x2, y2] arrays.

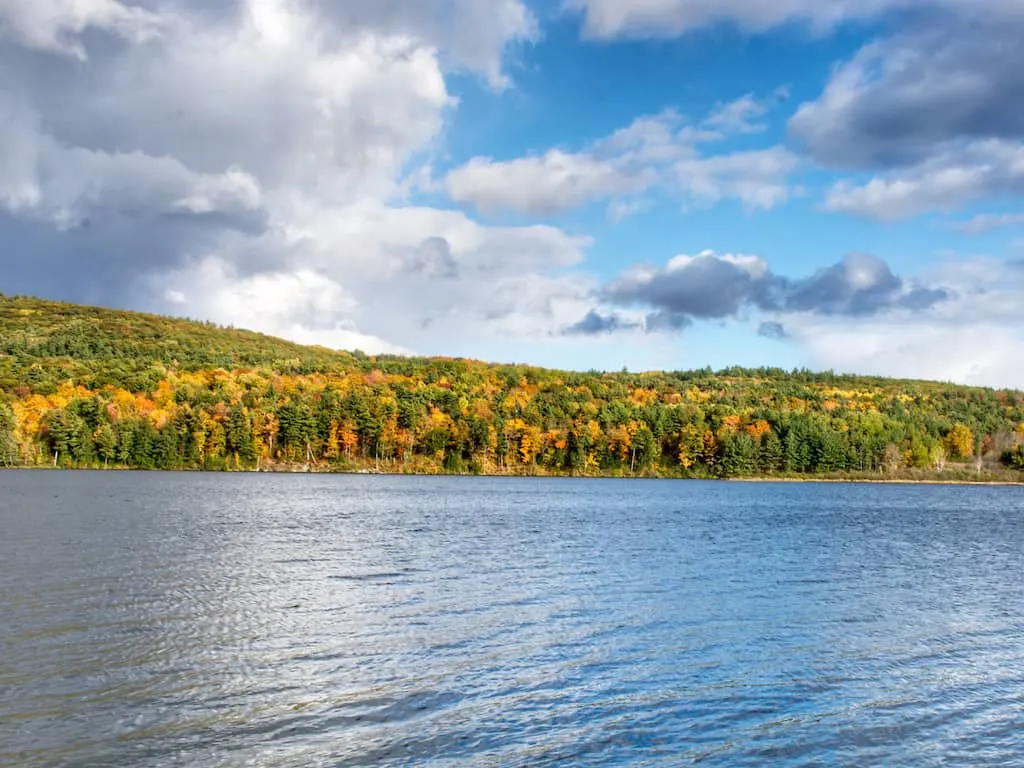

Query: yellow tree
[[944, 424, 974, 459], [677, 425, 702, 470], [324, 420, 340, 459]]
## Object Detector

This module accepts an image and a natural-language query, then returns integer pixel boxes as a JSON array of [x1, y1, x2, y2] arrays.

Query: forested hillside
[[2, 295, 1023, 480]]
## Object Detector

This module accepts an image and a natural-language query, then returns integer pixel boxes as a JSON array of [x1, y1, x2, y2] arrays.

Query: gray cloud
[[0, 0, 593, 355], [602, 251, 951, 325], [303, 0, 537, 86], [777, 253, 953, 315], [563, 310, 638, 335], [822, 141, 1024, 220], [563, 308, 693, 336], [757, 322, 788, 339], [606, 254, 762, 319], [790, 16, 1024, 170], [407, 237, 459, 279], [564, 0, 1024, 40], [644, 310, 692, 332]]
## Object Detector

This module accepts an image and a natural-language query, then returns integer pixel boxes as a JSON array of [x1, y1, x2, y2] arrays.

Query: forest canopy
[[2, 295, 1023, 480]]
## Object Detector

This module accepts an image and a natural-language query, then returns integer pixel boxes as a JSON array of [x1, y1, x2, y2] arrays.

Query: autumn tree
[[944, 424, 975, 460]]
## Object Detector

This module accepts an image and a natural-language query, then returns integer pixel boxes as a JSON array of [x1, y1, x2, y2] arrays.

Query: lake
[[1, 471, 1022, 767]]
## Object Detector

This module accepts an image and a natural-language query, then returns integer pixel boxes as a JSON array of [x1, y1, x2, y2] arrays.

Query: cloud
[[0, 100, 265, 231], [445, 150, 653, 216], [605, 251, 769, 320], [779, 256, 1024, 387], [563, 310, 638, 335], [952, 212, 1024, 235], [781, 253, 951, 314], [0, 0, 160, 58], [564, 0, 909, 39], [406, 236, 460, 279], [565, 1, 1024, 40], [704, 93, 767, 134], [607, 198, 652, 222], [305, 0, 537, 88], [562, 308, 692, 336], [789, 15, 1024, 170], [823, 141, 1024, 220], [757, 321, 788, 339], [601, 249, 950, 322], [790, 318, 1024, 387], [787, 5, 1024, 218], [644, 310, 692, 333], [0, 0, 594, 352], [572, 2, 1024, 221], [445, 97, 796, 217], [675, 147, 800, 209]]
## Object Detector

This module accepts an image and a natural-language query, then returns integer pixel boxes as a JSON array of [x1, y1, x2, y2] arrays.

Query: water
[[1, 471, 1022, 767]]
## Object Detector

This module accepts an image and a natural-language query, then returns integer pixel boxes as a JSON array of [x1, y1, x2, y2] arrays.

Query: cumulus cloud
[[575, 1, 1024, 222], [787, 5, 1024, 218], [445, 150, 654, 216], [675, 147, 799, 209], [774, 256, 1024, 386], [446, 96, 796, 217], [304, 0, 537, 88], [789, 16, 1024, 170], [0, 0, 160, 58], [0, 0, 603, 352], [823, 141, 1024, 220], [600, 249, 950, 322]]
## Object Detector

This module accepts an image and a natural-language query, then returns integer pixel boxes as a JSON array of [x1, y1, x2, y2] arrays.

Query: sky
[[2, 1, 1024, 386]]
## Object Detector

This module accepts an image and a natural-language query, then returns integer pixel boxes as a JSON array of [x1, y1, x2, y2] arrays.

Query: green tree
[[757, 430, 784, 474], [226, 405, 255, 461], [0, 401, 17, 465], [94, 423, 117, 465]]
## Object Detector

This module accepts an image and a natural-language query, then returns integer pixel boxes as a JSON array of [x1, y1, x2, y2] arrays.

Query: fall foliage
[[2, 295, 1024, 479]]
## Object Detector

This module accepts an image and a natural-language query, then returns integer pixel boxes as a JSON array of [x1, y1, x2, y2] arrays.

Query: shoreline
[[3, 465, 1021, 486]]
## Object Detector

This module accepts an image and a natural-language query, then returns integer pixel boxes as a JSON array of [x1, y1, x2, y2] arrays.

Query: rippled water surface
[[2, 471, 1023, 767]]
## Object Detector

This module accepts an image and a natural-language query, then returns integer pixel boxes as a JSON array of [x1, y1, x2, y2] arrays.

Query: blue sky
[[3, 1, 1024, 385]]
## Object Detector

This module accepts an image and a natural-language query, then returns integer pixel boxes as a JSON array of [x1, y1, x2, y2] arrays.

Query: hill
[[1, 294, 1023, 480]]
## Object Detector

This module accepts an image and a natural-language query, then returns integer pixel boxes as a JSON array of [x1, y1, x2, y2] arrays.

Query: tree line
[[2, 295, 1023, 478]]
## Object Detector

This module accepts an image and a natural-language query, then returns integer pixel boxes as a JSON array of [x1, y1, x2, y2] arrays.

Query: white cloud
[[790, 318, 1024, 388], [786, 3, 1024, 220], [0, 0, 159, 58], [306, 0, 537, 88], [676, 147, 800, 209], [444, 97, 796, 216], [0, 100, 264, 229], [1, 0, 598, 354], [607, 198, 651, 222], [156, 257, 408, 354], [445, 150, 654, 216], [824, 141, 1024, 220], [779, 256, 1024, 387], [953, 212, 1024, 235], [704, 93, 767, 134]]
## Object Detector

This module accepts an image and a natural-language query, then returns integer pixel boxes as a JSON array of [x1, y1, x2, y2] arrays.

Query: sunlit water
[[1, 471, 1023, 767]]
